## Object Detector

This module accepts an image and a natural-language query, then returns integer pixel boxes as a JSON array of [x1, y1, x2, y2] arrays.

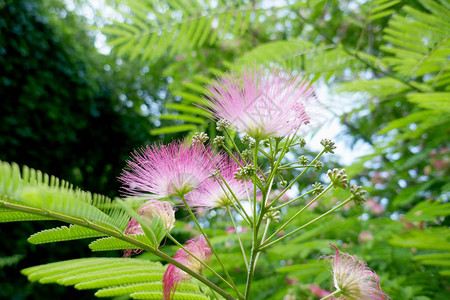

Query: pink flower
[[325, 244, 390, 300], [120, 141, 218, 199], [358, 231, 374, 244], [123, 200, 176, 257], [185, 155, 251, 209], [163, 235, 211, 299], [203, 68, 314, 139], [309, 284, 331, 298], [366, 199, 385, 215]]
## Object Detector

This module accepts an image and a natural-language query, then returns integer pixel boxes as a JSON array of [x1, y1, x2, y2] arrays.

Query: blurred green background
[[0, 0, 448, 299]]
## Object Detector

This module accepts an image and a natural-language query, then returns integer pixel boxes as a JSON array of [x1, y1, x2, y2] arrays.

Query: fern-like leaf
[[28, 224, 107, 244], [22, 258, 209, 299]]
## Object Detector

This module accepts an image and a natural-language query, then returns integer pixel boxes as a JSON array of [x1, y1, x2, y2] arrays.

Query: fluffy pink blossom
[[185, 155, 251, 209], [325, 244, 390, 300], [163, 235, 211, 299], [120, 141, 218, 199], [123, 200, 176, 257], [203, 68, 315, 139]]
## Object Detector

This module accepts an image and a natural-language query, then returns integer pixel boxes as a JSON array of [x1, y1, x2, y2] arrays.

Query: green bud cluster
[[298, 138, 306, 148], [242, 149, 252, 159], [192, 132, 209, 144], [327, 168, 348, 189], [350, 185, 367, 205], [241, 134, 251, 144], [263, 210, 281, 223], [216, 120, 229, 131], [314, 161, 323, 171], [234, 164, 256, 181], [312, 182, 324, 194], [298, 155, 309, 165], [213, 136, 225, 147], [321, 139, 336, 154]]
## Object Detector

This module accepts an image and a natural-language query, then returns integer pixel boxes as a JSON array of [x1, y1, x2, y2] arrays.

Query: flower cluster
[[116, 67, 389, 300], [203, 68, 315, 139], [120, 141, 218, 198], [326, 244, 390, 299]]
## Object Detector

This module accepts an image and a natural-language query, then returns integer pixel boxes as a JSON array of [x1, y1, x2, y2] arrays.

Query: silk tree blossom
[[203, 68, 315, 139], [185, 155, 251, 209], [163, 235, 211, 299], [325, 244, 390, 300], [120, 141, 218, 199], [123, 200, 176, 257]]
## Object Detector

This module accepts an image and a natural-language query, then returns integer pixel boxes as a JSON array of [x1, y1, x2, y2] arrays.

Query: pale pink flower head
[[185, 154, 251, 209], [120, 141, 218, 199], [366, 199, 385, 215], [203, 68, 315, 139], [123, 200, 176, 257], [325, 244, 390, 300], [163, 235, 211, 299]]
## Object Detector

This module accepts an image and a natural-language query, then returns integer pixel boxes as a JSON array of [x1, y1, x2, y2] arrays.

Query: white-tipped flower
[[325, 244, 390, 300]]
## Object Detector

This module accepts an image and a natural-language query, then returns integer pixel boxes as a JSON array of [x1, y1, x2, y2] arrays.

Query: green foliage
[[28, 225, 107, 244], [21, 257, 209, 299], [102, 0, 261, 62]]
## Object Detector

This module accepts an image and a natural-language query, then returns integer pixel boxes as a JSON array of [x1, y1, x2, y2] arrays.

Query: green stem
[[320, 289, 342, 300], [264, 183, 334, 244], [269, 189, 316, 211], [179, 195, 242, 298], [267, 148, 326, 209], [166, 233, 234, 290], [259, 196, 352, 251], [0, 200, 236, 300], [227, 207, 249, 270]]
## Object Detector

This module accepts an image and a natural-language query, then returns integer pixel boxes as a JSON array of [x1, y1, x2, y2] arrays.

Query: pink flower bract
[[185, 155, 251, 209], [326, 244, 390, 300], [203, 68, 315, 139], [120, 141, 218, 199], [163, 235, 211, 299]]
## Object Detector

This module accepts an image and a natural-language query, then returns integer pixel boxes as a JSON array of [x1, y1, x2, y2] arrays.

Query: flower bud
[[327, 168, 348, 189]]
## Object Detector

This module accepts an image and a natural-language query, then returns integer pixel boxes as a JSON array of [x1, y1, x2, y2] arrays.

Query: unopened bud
[[234, 164, 256, 181], [192, 132, 209, 144], [216, 120, 229, 131], [314, 161, 323, 171], [298, 155, 309, 166], [321, 139, 336, 154], [213, 136, 225, 147], [242, 149, 252, 159], [350, 185, 367, 205], [312, 182, 324, 194], [327, 168, 348, 189], [263, 210, 281, 223], [263, 139, 270, 147], [241, 134, 250, 144], [298, 138, 306, 148]]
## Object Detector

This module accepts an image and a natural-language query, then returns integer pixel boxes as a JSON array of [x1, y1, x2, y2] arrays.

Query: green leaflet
[[88, 235, 151, 252], [0, 211, 53, 222], [22, 257, 210, 299], [28, 224, 107, 244], [101, 0, 258, 61], [95, 282, 201, 297]]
